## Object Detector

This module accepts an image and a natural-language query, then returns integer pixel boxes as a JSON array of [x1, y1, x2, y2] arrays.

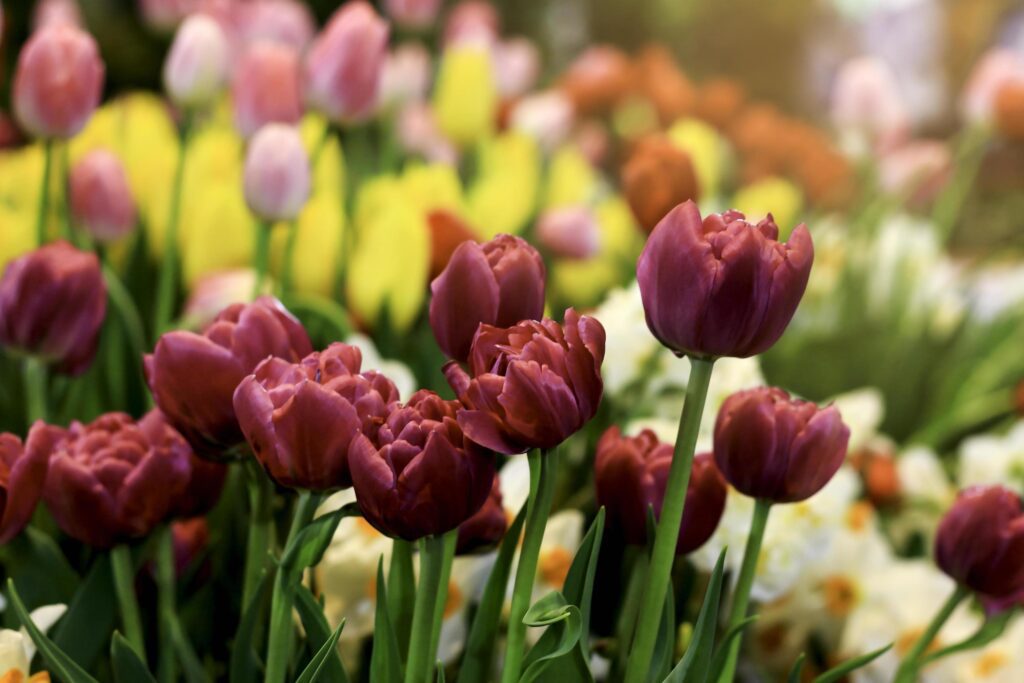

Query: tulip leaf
[[279, 503, 361, 587], [1, 526, 80, 621], [170, 617, 210, 683], [787, 653, 805, 683], [294, 620, 344, 683], [813, 644, 891, 683], [54, 554, 118, 671], [921, 607, 1014, 665], [111, 631, 158, 683], [229, 570, 272, 683], [664, 548, 728, 683], [436, 661, 446, 683], [370, 558, 404, 683], [293, 585, 349, 683], [457, 504, 528, 683], [518, 592, 584, 683], [5, 578, 99, 683], [651, 573, 677, 682], [707, 616, 758, 683]]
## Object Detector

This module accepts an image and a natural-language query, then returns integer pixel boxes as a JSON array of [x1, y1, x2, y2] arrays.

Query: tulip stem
[[155, 119, 191, 335], [406, 530, 458, 683], [36, 138, 54, 247], [717, 498, 772, 683], [501, 448, 558, 683], [624, 356, 715, 683], [389, 539, 416, 661], [279, 220, 299, 298], [894, 584, 970, 683], [111, 544, 147, 666], [21, 356, 48, 427], [252, 220, 272, 299], [241, 458, 274, 609], [156, 526, 177, 683]]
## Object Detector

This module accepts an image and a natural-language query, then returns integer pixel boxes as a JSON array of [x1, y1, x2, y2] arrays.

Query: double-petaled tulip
[[233, 342, 400, 491], [713, 387, 849, 503], [145, 296, 313, 458], [172, 452, 229, 519], [595, 427, 726, 554], [163, 13, 230, 110], [637, 202, 813, 359], [13, 24, 104, 139], [349, 390, 495, 540], [304, 1, 389, 124], [385, 0, 441, 29], [456, 474, 507, 554], [40, 411, 192, 548], [233, 41, 303, 138], [444, 309, 605, 455], [0, 241, 107, 376], [243, 123, 311, 222], [623, 136, 700, 233], [0, 428, 58, 544], [935, 485, 1024, 599], [429, 234, 546, 364], [68, 149, 137, 242]]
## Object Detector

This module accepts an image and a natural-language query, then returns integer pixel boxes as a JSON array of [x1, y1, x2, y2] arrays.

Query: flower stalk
[[154, 119, 191, 334], [155, 525, 177, 683], [36, 138, 54, 247], [111, 544, 147, 665], [894, 584, 970, 683], [241, 458, 274, 608], [405, 529, 458, 683]]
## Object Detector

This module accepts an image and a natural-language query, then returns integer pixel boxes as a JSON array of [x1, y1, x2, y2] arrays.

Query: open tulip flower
[[0, 429, 56, 544]]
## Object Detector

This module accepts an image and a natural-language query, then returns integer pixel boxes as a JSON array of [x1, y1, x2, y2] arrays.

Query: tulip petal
[[429, 241, 500, 362]]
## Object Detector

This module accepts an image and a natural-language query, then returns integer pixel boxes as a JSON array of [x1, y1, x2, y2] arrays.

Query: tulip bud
[[595, 427, 726, 554], [304, 1, 389, 124], [426, 209, 477, 279], [636, 45, 695, 125], [233, 41, 303, 138], [145, 296, 313, 458], [558, 45, 633, 116], [509, 91, 575, 152], [935, 485, 1024, 599], [432, 43, 498, 147], [380, 43, 433, 109], [960, 49, 1024, 125], [0, 427, 57, 543], [443, 1, 499, 47], [623, 136, 701, 233], [0, 241, 107, 375], [243, 123, 311, 222], [13, 25, 104, 139], [494, 38, 540, 99], [429, 234, 546, 364], [40, 412, 192, 548], [385, 0, 441, 29], [713, 387, 849, 503], [234, 342, 400, 491], [444, 308, 605, 455], [536, 206, 600, 260], [456, 474, 507, 554], [68, 149, 137, 242], [238, 0, 315, 51], [349, 390, 496, 540], [637, 202, 813, 359], [163, 13, 230, 110], [995, 81, 1024, 141], [33, 0, 82, 30], [830, 56, 909, 155], [181, 269, 259, 330]]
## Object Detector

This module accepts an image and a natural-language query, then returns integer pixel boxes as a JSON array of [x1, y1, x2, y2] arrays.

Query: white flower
[[0, 603, 66, 678], [952, 615, 1024, 682], [899, 446, 954, 507], [958, 421, 1024, 491], [967, 263, 1024, 323], [344, 332, 417, 401], [831, 388, 885, 453]]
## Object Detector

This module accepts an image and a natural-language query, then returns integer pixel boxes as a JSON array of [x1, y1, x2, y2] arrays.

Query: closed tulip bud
[[40, 412, 193, 548], [243, 123, 311, 221], [995, 82, 1024, 141], [714, 387, 849, 503], [163, 13, 230, 110], [380, 44, 433, 109], [558, 45, 633, 116], [444, 308, 605, 455], [935, 485, 1024, 599], [595, 427, 726, 554], [239, 0, 315, 51], [68, 149, 137, 242], [623, 136, 700, 233], [13, 24, 104, 139], [234, 342, 399, 491], [637, 202, 813, 359], [494, 38, 540, 99], [349, 390, 495, 540], [0, 241, 107, 375], [33, 0, 82, 30], [386, 0, 441, 29], [0, 427, 58, 543], [233, 41, 303, 138], [304, 1, 389, 124], [536, 206, 600, 260], [429, 234, 546, 364], [145, 296, 313, 458], [456, 474, 507, 554]]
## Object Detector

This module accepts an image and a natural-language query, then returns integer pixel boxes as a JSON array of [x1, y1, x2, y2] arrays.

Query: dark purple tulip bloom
[[145, 296, 313, 459], [595, 426, 726, 553], [0, 426, 58, 544], [443, 308, 605, 455], [936, 485, 1024, 599], [349, 390, 495, 541], [0, 240, 107, 375], [429, 234, 546, 364], [233, 342, 400, 491], [637, 201, 813, 359], [456, 474, 508, 554], [41, 411, 192, 548], [714, 387, 849, 503], [171, 452, 229, 519]]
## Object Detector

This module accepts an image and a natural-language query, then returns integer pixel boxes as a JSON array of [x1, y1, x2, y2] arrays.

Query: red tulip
[[0, 427, 58, 543], [233, 40, 303, 138], [456, 474, 507, 554], [69, 149, 137, 242]]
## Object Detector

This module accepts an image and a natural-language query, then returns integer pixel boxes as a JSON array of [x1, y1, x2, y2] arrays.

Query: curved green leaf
[[6, 579, 98, 683], [370, 558, 404, 683], [665, 548, 728, 683], [54, 555, 117, 671], [294, 585, 349, 683], [707, 616, 757, 682], [922, 608, 1014, 665], [518, 592, 583, 683], [279, 503, 361, 586], [295, 620, 344, 683], [229, 571, 272, 683], [112, 632, 157, 683], [815, 644, 891, 683], [788, 653, 805, 683]]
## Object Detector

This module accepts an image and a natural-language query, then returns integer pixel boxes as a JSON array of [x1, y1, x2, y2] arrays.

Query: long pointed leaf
[[814, 644, 892, 683], [787, 653, 805, 683], [370, 558, 403, 682], [6, 579, 98, 683], [294, 585, 349, 683], [111, 632, 158, 683], [53, 554, 117, 670], [707, 616, 758, 682], [665, 548, 728, 683], [229, 571, 272, 683], [279, 503, 361, 585], [295, 620, 345, 683], [651, 576, 676, 682], [922, 608, 1014, 664], [518, 593, 583, 683]]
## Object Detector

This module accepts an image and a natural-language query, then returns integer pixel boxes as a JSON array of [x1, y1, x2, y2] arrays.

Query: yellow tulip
[[301, 114, 346, 196], [270, 192, 345, 297], [400, 161, 465, 216], [353, 174, 402, 235], [731, 176, 804, 239], [467, 131, 540, 237], [544, 145, 598, 209], [432, 45, 497, 147], [180, 184, 255, 287], [667, 117, 730, 198], [0, 203, 36, 271]]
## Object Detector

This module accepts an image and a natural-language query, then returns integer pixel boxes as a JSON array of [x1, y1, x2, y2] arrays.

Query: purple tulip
[[456, 474, 507, 554], [0, 426, 58, 543]]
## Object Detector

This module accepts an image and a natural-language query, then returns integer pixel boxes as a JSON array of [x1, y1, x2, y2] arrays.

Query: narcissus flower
[[456, 474, 507, 554], [68, 149, 137, 242], [163, 13, 230, 110], [234, 343, 400, 491], [243, 123, 311, 222], [623, 136, 700, 233], [444, 309, 605, 455], [0, 428, 57, 543], [637, 202, 812, 359], [349, 390, 495, 540], [714, 387, 850, 503], [233, 41, 303, 138]]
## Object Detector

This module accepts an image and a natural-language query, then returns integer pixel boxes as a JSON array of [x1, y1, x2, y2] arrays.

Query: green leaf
[[787, 653, 805, 683], [279, 503, 361, 587], [665, 548, 728, 683], [111, 632, 158, 683], [1, 527, 80, 621], [651, 575, 676, 682], [814, 644, 891, 683], [229, 570, 272, 683], [561, 508, 606, 648], [436, 661, 446, 683], [922, 608, 1015, 665], [707, 616, 758, 683], [370, 558, 404, 683], [294, 620, 345, 683], [294, 585, 349, 683], [6, 578, 98, 683], [457, 505, 528, 683], [518, 592, 583, 683], [170, 617, 210, 683], [53, 554, 118, 670]]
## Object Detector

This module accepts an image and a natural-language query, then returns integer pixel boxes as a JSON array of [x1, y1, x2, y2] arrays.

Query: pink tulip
[[69, 149, 137, 242], [243, 123, 310, 222], [385, 0, 441, 30], [232, 40, 303, 138], [961, 49, 1024, 124], [536, 206, 600, 260]]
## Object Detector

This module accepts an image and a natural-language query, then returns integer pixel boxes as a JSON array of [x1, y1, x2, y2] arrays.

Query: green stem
[[36, 139, 54, 247], [614, 550, 649, 677], [111, 544, 147, 665], [279, 220, 299, 298], [624, 357, 715, 683], [894, 584, 970, 683], [156, 526, 177, 683], [405, 531, 456, 683], [242, 459, 274, 609], [103, 263, 152, 406], [718, 498, 772, 683], [252, 220, 272, 299], [389, 538, 416, 662], [154, 121, 191, 334], [932, 126, 988, 244], [426, 531, 458, 673], [500, 448, 558, 683], [22, 357, 48, 426]]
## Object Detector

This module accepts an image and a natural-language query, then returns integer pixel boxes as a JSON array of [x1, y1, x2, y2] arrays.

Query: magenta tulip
[[456, 474, 507, 554], [0, 427, 58, 543]]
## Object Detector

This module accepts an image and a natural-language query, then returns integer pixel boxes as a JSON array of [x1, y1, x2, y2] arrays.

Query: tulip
[[380, 43, 433, 109], [33, 0, 82, 30], [535, 206, 600, 260], [443, 1, 499, 46], [68, 149, 137, 242], [995, 81, 1024, 141], [494, 38, 540, 99], [172, 517, 211, 577], [137, 0, 199, 32], [594, 427, 726, 554], [233, 342, 400, 491], [0, 428, 58, 543], [426, 209, 478, 278], [830, 56, 909, 155], [40, 412, 192, 548], [385, 0, 441, 29], [877, 140, 951, 206], [444, 308, 605, 455], [349, 390, 495, 540], [13, 24, 104, 139], [713, 387, 849, 503], [960, 49, 1024, 125], [558, 45, 633, 116], [145, 296, 313, 457], [636, 45, 695, 125], [429, 234, 545, 364], [172, 452, 229, 519], [433, 43, 498, 147], [509, 90, 575, 152], [695, 78, 746, 130], [622, 136, 700, 233], [243, 123, 311, 222], [304, 1, 389, 124], [181, 269, 259, 330], [456, 474, 507, 554], [163, 13, 230, 110], [0, 241, 107, 375], [637, 202, 813, 359], [396, 102, 458, 164], [233, 41, 303, 138], [238, 0, 316, 51]]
